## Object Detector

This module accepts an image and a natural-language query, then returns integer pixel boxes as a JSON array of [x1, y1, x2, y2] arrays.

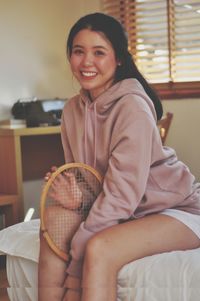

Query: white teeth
[[82, 71, 97, 77]]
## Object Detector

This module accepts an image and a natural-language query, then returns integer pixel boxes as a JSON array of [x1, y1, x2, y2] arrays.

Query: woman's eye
[[72, 49, 84, 55], [95, 50, 105, 56]]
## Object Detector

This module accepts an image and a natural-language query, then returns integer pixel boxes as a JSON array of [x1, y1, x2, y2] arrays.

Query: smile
[[81, 71, 97, 78]]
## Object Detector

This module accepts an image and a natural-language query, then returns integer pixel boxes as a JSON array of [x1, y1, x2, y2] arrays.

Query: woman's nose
[[83, 54, 93, 67], [84, 61, 93, 67]]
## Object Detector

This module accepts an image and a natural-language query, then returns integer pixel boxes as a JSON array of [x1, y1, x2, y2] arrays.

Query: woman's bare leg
[[38, 206, 82, 301], [38, 231, 66, 300], [81, 214, 200, 301]]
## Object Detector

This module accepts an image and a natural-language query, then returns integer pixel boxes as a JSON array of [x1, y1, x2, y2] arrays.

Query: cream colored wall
[[163, 99, 200, 181], [0, 0, 100, 120]]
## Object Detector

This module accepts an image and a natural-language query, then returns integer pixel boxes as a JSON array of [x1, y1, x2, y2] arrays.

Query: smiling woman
[[38, 12, 200, 301]]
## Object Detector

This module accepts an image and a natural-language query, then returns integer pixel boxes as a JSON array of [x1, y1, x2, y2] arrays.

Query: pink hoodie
[[61, 78, 200, 277]]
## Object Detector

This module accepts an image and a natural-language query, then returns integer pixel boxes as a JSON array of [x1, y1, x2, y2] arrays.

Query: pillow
[[0, 219, 40, 262]]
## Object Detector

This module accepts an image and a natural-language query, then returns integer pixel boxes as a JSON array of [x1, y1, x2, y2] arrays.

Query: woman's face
[[69, 29, 118, 100]]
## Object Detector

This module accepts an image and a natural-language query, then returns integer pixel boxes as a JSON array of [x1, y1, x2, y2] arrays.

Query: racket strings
[[44, 166, 102, 255]]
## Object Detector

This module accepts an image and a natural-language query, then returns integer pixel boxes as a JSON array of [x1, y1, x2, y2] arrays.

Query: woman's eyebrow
[[93, 45, 108, 50], [72, 44, 108, 51], [72, 44, 83, 48]]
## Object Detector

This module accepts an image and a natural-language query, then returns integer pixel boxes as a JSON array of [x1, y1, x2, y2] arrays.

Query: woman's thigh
[[87, 213, 200, 271]]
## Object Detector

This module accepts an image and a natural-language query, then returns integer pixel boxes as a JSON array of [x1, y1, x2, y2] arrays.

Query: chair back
[[157, 112, 173, 144]]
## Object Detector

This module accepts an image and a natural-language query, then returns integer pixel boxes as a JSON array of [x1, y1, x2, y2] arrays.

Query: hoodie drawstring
[[93, 103, 97, 169], [84, 101, 88, 165], [84, 101, 97, 169]]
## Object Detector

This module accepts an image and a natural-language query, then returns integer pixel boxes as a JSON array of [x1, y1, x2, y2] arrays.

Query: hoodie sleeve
[[67, 108, 156, 277]]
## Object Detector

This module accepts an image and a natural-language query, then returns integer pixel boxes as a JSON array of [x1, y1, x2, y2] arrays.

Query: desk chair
[[157, 112, 173, 145]]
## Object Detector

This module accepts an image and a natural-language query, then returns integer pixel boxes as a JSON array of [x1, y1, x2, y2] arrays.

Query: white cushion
[[0, 219, 40, 262]]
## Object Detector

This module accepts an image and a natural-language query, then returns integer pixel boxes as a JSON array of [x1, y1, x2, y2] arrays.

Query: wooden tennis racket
[[40, 162, 102, 262]]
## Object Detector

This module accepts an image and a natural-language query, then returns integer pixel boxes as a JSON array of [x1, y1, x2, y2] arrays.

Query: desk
[[0, 125, 65, 225]]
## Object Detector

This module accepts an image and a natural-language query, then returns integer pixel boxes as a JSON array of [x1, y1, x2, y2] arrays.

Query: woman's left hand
[[63, 275, 81, 301]]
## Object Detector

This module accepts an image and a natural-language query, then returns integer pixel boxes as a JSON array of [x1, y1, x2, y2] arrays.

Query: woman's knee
[[84, 232, 113, 265]]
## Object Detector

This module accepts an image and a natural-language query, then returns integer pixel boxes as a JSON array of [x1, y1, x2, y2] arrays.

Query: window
[[101, 0, 200, 99]]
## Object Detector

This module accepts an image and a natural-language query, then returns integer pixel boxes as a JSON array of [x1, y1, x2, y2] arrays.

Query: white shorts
[[160, 209, 200, 239]]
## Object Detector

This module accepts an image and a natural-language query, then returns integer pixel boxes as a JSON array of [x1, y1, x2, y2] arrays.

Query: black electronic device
[[11, 98, 67, 127]]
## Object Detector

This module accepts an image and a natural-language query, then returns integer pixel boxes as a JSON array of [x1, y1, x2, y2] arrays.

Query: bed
[[0, 219, 200, 301]]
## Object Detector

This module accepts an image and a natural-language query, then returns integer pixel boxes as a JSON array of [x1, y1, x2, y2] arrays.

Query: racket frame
[[40, 162, 102, 261]]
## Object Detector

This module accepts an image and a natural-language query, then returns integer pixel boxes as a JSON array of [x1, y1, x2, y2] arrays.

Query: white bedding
[[0, 219, 200, 301]]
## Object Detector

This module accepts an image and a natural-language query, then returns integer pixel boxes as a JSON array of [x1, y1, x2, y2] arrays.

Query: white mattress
[[0, 219, 200, 301]]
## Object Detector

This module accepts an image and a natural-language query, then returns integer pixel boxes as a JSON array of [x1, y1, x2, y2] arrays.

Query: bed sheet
[[0, 219, 200, 301]]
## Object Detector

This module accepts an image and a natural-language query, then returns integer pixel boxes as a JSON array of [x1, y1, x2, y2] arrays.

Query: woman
[[38, 12, 200, 301]]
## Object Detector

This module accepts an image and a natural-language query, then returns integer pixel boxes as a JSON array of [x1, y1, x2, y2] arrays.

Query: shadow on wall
[[23, 179, 43, 219]]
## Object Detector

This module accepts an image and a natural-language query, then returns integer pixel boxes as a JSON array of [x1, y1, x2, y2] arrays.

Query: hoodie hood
[[78, 78, 157, 169], [79, 78, 157, 122]]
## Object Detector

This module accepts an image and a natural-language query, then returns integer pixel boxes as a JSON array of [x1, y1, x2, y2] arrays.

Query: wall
[[163, 99, 200, 182], [0, 0, 100, 120]]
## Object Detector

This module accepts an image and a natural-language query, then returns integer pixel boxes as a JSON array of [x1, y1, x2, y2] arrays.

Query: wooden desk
[[0, 125, 65, 225]]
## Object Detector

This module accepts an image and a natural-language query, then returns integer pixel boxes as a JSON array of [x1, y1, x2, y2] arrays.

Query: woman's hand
[[44, 165, 57, 182], [45, 166, 83, 210], [50, 171, 83, 209], [63, 275, 81, 301], [64, 275, 81, 290]]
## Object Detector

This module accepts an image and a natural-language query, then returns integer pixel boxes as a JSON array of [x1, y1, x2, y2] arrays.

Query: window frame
[[153, 81, 200, 100]]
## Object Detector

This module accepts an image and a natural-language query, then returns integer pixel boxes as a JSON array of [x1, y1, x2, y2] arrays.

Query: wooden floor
[[0, 256, 10, 301]]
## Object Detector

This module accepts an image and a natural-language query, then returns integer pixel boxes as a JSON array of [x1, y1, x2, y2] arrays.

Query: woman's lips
[[81, 71, 97, 79]]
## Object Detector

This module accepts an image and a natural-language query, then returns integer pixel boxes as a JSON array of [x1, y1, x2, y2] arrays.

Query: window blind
[[101, 0, 200, 98], [171, 0, 200, 82]]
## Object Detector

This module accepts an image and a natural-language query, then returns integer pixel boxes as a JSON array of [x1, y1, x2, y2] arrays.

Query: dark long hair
[[67, 13, 163, 120]]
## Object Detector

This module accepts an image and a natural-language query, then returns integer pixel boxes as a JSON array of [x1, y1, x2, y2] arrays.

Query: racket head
[[40, 162, 102, 261]]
